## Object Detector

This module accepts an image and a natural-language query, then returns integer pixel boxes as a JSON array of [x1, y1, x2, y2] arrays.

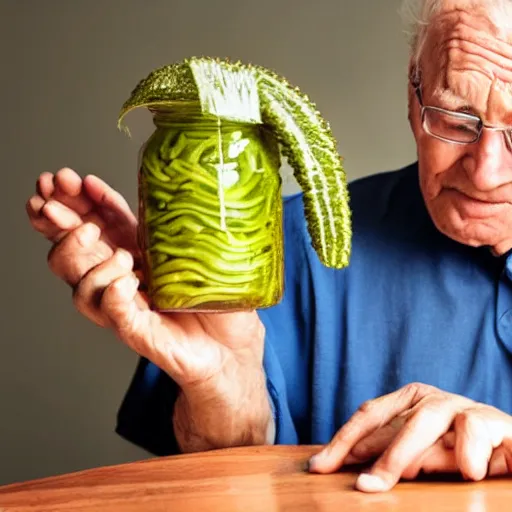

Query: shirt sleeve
[[262, 322, 300, 445], [115, 194, 309, 454], [115, 356, 181, 456]]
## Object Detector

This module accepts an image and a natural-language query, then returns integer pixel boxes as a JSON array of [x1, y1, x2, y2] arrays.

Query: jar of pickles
[[119, 57, 352, 313], [137, 103, 283, 312]]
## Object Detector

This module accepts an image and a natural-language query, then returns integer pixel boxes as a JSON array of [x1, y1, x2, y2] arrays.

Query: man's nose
[[463, 129, 512, 191]]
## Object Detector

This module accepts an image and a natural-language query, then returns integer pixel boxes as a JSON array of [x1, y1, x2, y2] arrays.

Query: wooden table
[[0, 445, 510, 511]]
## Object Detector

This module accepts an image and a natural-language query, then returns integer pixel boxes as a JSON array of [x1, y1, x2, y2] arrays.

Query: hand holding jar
[[27, 57, 352, 453]]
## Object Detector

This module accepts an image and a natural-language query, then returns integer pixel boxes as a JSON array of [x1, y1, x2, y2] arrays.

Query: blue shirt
[[115, 162, 512, 455]]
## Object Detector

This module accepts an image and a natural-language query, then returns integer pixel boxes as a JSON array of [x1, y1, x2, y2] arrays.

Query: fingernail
[[77, 223, 99, 246], [125, 275, 139, 293], [29, 195, 45, 214], [307, 454, 323, 472], [356, 473, 389, 493], [43, 200, 64, 215], [116, 249, 133, 269]]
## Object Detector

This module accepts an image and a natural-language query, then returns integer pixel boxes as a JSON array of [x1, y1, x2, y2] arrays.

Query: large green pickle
[[138, 105, 283, 311]]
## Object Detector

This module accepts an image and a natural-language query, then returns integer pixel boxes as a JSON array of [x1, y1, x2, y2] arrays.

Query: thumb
[[100, 274, 186, 379], [100, 273, 153, 353]]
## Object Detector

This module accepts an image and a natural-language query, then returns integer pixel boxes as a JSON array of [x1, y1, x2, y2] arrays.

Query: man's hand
[[26, 168, 272, 451], [308, 383, 512, 492]]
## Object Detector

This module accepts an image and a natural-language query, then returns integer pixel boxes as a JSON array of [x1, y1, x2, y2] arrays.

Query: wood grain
[[0, 445, 510, 511]]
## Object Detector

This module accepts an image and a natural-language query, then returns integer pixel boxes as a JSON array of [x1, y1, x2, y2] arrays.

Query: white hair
[[399, 0, 512, 81]]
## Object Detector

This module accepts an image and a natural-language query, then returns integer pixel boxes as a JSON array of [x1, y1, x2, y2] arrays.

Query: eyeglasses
[[414, 85, 512, 151]]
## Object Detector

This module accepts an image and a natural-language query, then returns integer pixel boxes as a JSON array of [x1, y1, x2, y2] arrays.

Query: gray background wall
[[0, 0, 416, 485]]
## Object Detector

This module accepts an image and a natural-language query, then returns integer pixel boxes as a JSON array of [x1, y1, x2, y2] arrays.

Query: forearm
[[173, 363, 274, 452]]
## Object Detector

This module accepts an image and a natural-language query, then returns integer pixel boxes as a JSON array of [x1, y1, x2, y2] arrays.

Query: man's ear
[[407, 58, 421, 141], [407, 59, 419, 124], [408, 60, 421, 88]]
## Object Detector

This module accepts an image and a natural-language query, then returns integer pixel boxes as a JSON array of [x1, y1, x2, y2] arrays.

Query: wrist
[[173, 362, 272, 452]]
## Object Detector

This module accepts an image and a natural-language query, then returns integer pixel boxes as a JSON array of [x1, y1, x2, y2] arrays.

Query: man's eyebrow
[[434, 89, 478, 114]]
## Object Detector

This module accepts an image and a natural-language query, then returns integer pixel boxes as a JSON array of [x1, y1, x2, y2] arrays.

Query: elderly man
[[26, 0, 512, 493]]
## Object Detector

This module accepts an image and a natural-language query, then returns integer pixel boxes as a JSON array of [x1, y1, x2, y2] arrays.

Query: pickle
[[138, 122, 281, 310]]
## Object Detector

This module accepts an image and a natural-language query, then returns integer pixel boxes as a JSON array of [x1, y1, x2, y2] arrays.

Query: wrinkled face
[[409, 4, 512, 255]]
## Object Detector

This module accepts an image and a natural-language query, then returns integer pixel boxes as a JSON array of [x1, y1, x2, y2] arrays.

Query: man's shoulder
[[348, 161, 419, 211], [279, 161, 426, 272]]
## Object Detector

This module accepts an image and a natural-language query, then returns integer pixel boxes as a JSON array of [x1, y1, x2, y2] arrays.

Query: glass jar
[[137, 103, 284, 312]]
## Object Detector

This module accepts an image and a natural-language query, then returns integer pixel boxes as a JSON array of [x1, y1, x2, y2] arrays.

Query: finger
[[47, 222, 113, 286], [349, 416, 407, 463], [52, 168, 93, 216], [454, 409, 502, 481], [100, 276, 195, 378], [83, 174, 139, 253], [402, 438, 458, 480], [308, 383, 434, 474], [488, 446, 511, 476], [27, 194, 45, 219], [442, 431, 456, 449], [354, 397, 467, 492], [43, 198, 108, 244], [28, 194, 107, 245], [36, 172, 55, 200], [28, 191, 84, 242], [83, 174, 137, 223], [504, 437, 512, 474], [42, 200, 84, 234], [73, 248, 135, 328], [100, 274, 153, 350], [27, 195, 65, 242], [43, 198, 108, 242]]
